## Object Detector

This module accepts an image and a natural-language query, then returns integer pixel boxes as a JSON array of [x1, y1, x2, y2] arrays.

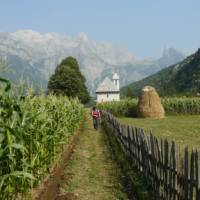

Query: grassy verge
[[118, 115, 200, 149], [102, 120, 154, 200]]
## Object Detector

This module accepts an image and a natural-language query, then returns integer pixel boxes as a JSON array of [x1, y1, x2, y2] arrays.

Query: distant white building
[[96, 73, 120, 103]]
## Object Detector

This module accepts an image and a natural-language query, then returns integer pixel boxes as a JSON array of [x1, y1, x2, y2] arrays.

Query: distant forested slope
[[122, 49, 200, 97]]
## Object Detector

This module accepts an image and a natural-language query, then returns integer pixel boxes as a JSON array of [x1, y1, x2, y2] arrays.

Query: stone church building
[[96, 73, 120, 103]]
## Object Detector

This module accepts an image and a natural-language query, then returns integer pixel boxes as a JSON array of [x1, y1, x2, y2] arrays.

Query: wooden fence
[[102, 111, 200, 200]]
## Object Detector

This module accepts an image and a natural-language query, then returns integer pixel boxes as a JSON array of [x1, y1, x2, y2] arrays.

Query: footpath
[[55, 114, 128, 200]]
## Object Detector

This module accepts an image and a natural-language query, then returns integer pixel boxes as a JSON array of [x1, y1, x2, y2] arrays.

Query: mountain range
[[122, 49, 200, 97], [0, 30, 186, 94]]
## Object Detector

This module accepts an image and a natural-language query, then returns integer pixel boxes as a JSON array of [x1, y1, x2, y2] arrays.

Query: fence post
[[169, 141, 176, 200], [195, 150, 200, 200], [183, 146, 189, 199], [189, 149, 195, 199]]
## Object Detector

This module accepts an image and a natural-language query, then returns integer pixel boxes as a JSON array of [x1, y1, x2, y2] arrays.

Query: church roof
[[96, 77, 119, 93], [112, 73, 119, 80]]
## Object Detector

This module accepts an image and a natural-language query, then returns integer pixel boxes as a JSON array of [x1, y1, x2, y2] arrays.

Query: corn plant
[[0, 78, 84, 199], [162, 97, 200, 114], [97, 99, 138, 117], [98, 97, 200, 117]]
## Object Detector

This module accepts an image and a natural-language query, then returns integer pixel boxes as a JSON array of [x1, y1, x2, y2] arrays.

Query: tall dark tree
[[126, 86, 133, 98], [48, 57, 90, 103]]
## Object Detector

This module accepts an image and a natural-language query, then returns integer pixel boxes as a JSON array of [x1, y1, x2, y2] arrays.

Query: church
[[96, 73, 120, 103]]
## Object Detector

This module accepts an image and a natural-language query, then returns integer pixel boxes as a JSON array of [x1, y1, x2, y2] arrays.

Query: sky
[[1, 0, 200, 58]]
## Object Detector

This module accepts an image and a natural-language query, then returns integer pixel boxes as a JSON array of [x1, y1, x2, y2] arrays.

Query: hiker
[[91, 107, 101, 130]]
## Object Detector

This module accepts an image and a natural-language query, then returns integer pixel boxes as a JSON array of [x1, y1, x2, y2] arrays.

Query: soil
[[30, 113, 128, 200], [31, 122, 84, 200], [56, 115, 128, 200]]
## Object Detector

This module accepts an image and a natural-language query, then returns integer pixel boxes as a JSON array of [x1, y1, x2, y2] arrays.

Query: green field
[[118, 115, 200, 149]]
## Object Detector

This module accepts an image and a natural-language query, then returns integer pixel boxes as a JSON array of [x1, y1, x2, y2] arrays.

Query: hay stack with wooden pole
[[137, 86, 165, 118]]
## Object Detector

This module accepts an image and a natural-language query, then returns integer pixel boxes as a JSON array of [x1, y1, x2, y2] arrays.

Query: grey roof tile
[[96, 77, 119, 93]]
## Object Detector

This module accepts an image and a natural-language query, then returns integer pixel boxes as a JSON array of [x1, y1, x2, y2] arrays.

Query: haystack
[[137, 86, 165, 118]]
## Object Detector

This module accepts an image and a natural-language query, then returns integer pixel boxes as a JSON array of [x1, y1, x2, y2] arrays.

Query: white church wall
[[97, 93, 120, 103]]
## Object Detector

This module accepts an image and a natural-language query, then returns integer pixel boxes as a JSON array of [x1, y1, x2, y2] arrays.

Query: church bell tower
[[112, 73, 120, 90]]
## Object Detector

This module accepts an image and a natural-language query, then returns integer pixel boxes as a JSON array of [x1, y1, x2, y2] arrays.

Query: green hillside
[[121, 49, 200, 97]]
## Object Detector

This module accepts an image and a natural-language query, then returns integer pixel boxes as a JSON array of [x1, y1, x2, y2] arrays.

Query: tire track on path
[[56, 114, 127, 200]]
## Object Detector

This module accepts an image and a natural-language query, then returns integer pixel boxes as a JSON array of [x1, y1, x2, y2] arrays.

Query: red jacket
[[92, 110, 100, 118]]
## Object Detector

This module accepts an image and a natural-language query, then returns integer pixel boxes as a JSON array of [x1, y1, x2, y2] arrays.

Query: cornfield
[[97, 99, 138, 117], [0, 78, 84, 199], [162, 97, 200, 114], [98, 97, 200, 116]]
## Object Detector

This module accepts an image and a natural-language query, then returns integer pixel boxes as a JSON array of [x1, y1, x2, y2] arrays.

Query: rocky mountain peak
[[0, 30, 187, 94], [157, 47, 185, 68]]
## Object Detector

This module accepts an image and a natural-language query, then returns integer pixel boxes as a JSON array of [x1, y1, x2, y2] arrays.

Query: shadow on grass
[[101, 120, 155, 200]]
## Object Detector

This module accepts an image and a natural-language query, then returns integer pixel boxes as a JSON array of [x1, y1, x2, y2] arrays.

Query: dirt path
[[56, 114, 128, 200], [32, 121, 83, 200]]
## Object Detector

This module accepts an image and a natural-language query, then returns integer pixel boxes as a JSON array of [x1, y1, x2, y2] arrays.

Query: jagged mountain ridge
[[0, 30, 186, 93], [121, 49, 200, 96]]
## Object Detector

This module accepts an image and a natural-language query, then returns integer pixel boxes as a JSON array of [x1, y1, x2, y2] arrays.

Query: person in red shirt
[[91, 106, 101, 130]]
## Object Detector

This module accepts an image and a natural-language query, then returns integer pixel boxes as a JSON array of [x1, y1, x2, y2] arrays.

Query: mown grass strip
[[57, 115, 128, 200], [102, 120, 154, 200], [118, 115, 200, 149]]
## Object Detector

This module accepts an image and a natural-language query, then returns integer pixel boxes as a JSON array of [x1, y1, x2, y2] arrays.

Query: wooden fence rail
[[102, 111, 200, 200]]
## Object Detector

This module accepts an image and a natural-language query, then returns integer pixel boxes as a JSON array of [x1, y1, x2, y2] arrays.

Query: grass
[[102, 121, 153, 200], [118, 115, 200, 149], [58, 114, 128, 200]]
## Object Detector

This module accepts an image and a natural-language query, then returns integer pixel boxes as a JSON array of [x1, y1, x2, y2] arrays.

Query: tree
[[48, 57, 90, 103], [126, 86, 133, 98]]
